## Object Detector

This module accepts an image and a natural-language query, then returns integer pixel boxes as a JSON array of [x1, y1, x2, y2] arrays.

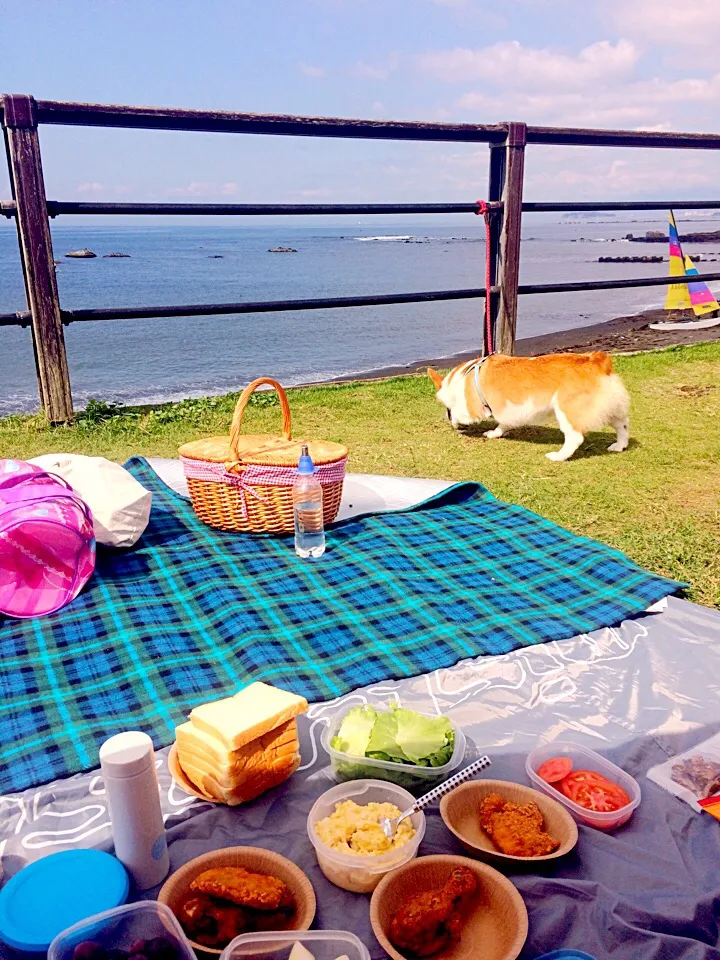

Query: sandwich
[[175, 681, 308, 805]]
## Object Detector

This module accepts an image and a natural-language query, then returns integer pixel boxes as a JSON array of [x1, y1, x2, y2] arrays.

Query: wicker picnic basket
[[179, 377, 348, 534]]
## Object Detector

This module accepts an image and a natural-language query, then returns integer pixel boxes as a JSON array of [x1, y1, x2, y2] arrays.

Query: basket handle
[[229, 377, 293, 459]]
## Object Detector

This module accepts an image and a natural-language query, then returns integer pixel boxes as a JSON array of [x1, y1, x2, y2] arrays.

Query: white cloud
[[298, 62, 327, 78], [431, 140, 720, 201], [76, 182, 104, 194], [293, 187, 334, 198], [634, 123, 672, 133], [165, 181, 239, 197], [604, 0, 720, 45], [452, 69, 720, 128], [424, 0, 507, 27], [350, 54, 400, 81], [418, 39, 638, 88], [351, 60, 391, 80], [523, 150, 718, 199]]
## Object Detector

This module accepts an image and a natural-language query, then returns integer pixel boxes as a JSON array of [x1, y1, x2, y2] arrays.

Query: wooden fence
[[3, 94, 720, 422]]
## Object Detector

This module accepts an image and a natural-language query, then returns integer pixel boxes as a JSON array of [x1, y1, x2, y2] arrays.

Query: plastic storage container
[[222, 930, 370, 960], [321, 708, 466, 793], [526, 741, 641, 830], [307, 779, 425, 893], [0, 849, 129, 956], [48, 901, 196, 960]]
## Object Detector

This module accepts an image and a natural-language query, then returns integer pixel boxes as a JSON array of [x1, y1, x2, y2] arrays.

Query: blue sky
[[3, 0, 720, 216]]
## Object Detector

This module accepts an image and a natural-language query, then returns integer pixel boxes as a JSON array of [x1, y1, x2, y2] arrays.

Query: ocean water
[[2, 217, 720, 415]]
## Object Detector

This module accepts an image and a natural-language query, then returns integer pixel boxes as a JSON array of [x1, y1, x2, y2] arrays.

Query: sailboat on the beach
[[650, 210, 720, 330]]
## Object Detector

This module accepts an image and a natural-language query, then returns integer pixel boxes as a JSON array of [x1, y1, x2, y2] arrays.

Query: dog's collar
[[464, 355, 494, 418]]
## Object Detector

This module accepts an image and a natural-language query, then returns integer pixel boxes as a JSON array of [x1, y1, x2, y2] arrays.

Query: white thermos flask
[[99, 731, 170, 890]]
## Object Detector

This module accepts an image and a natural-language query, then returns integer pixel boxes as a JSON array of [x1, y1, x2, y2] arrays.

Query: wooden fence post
[[495, 122, 526, 355], [485, 140, 505, 356], [2, 94, 73, 422]]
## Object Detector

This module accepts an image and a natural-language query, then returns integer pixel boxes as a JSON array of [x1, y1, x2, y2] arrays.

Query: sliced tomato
[[537, 757, 573, 784], [559, 773, 631, 811], [576, 783, 624, 812], [562, 769, 610, 785]]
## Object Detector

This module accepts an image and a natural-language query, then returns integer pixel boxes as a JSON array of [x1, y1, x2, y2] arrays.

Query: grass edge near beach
[[2, 341, 719, 607]]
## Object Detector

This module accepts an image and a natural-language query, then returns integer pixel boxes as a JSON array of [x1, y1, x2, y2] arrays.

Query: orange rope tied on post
[[475, 200, 494, 356]]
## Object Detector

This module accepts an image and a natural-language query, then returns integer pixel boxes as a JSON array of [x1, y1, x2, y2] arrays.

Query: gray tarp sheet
[[1, 462, 719, 959]]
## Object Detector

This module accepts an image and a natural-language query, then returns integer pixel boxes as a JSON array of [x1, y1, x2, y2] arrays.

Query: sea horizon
[[2, 216, 720, 415]]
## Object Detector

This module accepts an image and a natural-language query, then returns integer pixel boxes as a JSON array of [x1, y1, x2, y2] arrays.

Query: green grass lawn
[[2, 342, 719, 606]]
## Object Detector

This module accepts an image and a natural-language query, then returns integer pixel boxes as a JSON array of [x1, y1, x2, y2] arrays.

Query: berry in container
[[48, 902, 196, 960], [526, 741, 641, 830]]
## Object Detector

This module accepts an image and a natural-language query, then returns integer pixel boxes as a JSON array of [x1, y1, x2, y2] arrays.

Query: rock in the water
[[208, 254, 224, 258], [103, 252, 131, 258], [66, 249, 97, 258], [598, 255, 663, 263], [268, 246, 297, 253]]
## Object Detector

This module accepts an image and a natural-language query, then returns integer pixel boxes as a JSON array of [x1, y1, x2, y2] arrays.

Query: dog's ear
[[427, 367, 444, 390]]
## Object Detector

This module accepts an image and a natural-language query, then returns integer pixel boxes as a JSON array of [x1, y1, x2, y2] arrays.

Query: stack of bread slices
[[174, 681, 308, 805]]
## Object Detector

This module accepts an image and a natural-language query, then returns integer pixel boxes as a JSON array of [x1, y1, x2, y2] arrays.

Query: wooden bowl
[[370, 854, 527, 960], [440, 779, 578, 865], [158, 846, 316, 957], [167, 742, 219, 804]]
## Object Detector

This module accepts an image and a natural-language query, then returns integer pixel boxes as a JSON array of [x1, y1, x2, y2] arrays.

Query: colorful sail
[[683, 254, 720, 317], [664, 211, 692, 310]]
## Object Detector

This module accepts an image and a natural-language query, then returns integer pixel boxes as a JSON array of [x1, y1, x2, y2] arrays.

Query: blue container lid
[[535, 952, 598, 960], [0, 849, 129, 953]]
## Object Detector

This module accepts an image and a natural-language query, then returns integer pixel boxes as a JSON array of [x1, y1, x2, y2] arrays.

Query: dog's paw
[[607, 441, 628, 453], [484, 427, 504, 439], [545, 450, 568, 462]]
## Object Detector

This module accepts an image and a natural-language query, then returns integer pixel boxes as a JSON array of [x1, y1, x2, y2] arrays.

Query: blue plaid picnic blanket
[[0, 457, 682, 793]]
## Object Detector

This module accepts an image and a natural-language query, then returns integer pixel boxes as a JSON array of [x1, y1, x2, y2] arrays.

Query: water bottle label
[[152, 833, 167, 861]]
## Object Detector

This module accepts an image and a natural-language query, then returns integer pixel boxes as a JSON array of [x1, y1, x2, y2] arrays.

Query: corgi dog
[[428, 351, 630, 462]]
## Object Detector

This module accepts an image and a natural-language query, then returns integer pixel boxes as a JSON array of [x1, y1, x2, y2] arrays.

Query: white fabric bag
[[29, 454, 152, 548]]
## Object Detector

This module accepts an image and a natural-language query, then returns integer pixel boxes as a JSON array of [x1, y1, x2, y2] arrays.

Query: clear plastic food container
[[48, 901, 197, 960], [221, 930, 370, 960], [526, 741, 641, 831], [321, 707, 465, 793], [307, 779, 425, 893]]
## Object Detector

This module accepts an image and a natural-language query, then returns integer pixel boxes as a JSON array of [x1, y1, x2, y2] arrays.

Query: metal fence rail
[[2, 92, 720, 422], [2, 199, 720, 217]]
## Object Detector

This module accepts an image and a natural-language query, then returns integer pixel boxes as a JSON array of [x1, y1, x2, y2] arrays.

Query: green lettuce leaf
[[330, 702, 455, 769], [365, 708, 408, 762], [394, 706, 454, 765], [330, 704, 377, 757]]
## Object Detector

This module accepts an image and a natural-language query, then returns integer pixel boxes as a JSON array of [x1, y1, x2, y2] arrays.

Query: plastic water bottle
[[293, 444, 325, 558]]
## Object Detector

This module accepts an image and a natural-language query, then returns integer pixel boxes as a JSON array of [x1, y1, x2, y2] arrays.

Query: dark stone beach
[[324, 308, 720, 384]]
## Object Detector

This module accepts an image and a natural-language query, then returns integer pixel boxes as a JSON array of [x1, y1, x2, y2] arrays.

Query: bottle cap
[[99, 730, 155, 779], [0, 849, 129, 952], [297, 444, 315, 475]]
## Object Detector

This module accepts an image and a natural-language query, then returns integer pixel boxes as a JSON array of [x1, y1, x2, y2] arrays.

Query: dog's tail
[[427, 367, 444, 390], [588, 351, 614, 376]]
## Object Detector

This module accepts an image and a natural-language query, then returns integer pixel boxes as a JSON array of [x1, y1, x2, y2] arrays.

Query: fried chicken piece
[[389, 866, 477, 957], [479, 793, 559, 858], [190, 867, 294, 912], [179, 893, 249, 947]]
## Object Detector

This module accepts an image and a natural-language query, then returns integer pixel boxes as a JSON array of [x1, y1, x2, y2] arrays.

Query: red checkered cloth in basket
[[180, 455, 347, 517]]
